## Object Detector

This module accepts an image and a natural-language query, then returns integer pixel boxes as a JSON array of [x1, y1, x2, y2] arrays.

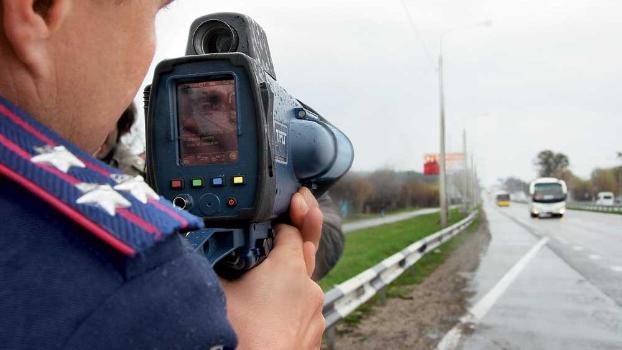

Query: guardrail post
[[325, 326, 337, 350], [378, 287, 387, 305]]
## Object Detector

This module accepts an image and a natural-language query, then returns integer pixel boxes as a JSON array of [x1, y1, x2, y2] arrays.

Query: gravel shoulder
[[333, 213, 491, 350]]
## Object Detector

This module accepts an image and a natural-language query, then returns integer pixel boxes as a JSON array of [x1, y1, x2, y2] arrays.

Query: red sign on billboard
[[424, 154, 440, 176]]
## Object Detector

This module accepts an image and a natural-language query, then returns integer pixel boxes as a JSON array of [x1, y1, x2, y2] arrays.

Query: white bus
[[529, 178, 567, 218]]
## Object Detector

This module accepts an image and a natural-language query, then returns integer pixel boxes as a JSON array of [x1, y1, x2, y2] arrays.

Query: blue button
[[212, 177, 225, 187]]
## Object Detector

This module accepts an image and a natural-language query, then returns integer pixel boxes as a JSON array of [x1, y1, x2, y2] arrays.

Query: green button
[[191, 179, 204, 188]]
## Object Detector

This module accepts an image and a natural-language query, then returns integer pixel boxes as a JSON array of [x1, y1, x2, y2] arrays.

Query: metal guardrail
[[512, 200, 622, 214], [567, 203, 622, 213], [322, 211, 478, 348]]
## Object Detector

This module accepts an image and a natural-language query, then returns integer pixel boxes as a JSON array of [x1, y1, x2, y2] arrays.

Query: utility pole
[[617, 152, 622, 201], [471, 154, 478, 207], [462, 129, 469, 214], [437, 20, 491, 226], [438, 53, 448, 227]]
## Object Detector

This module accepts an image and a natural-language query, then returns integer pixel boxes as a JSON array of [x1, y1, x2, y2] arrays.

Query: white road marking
[[573, 246, 585, 252], [611, 266, 622, 273], [588, 254, 602, 261], [436, 237, 549, 350]]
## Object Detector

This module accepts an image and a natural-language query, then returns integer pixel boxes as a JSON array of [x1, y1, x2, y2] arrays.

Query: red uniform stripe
[[149, 199, 190, 230], [117, 208, 162, 237], [0, 105, 56, 145], [0, 163, 136, 256]]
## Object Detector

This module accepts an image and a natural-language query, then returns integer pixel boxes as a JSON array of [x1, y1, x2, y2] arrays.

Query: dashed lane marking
[[588, 254, 602, 261], [611, 266, 622, 273], [573, 246, 585, 252]]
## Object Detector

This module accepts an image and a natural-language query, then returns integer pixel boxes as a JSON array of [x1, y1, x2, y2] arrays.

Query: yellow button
[[233, 176, 245, 185]]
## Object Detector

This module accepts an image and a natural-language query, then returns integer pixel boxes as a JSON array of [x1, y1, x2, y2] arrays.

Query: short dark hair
[[116, 102, 137, 141]]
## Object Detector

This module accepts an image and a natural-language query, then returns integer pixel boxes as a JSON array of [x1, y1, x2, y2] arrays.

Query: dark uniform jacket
[[0, 96, 237, 349]]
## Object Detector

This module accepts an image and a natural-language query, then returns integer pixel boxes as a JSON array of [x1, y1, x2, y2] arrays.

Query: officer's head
[[0, 0, 172, 153]]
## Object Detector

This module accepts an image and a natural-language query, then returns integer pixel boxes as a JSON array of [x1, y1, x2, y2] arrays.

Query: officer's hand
[[221, 188, 325, 350]]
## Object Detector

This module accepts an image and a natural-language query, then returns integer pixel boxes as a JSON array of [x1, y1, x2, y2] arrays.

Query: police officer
[[0, 1, 325, 349]]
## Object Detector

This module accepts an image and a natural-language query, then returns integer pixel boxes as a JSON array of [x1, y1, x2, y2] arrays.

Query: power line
[[399, 0, 437, 71]]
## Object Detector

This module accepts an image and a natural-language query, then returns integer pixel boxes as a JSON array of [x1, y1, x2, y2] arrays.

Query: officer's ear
[[1, 0, 70, 77]]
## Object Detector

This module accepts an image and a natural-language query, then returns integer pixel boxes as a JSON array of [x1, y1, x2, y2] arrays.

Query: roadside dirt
[[333, 214, 491, 350]]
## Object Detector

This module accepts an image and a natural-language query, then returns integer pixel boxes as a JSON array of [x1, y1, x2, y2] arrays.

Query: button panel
[[168, 176, 247, 213]]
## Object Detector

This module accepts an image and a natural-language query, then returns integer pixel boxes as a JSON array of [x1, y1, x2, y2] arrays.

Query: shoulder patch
[[0, 96, 203, 256]]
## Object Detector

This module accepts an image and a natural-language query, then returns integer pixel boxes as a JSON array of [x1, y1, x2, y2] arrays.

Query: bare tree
[[535, 150, 569, 178]]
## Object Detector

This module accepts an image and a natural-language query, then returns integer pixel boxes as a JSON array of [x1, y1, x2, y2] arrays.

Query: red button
[[226, 197, 238, 208], [170, 179, 183, 189]]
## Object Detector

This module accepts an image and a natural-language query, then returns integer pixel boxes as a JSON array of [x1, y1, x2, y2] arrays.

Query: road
[[343, 206, 466, 233], [438, 200, 622, 349], [342, 208, 442, 233]]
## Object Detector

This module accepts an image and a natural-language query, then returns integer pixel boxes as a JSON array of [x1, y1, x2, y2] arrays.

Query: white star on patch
[[76, 183, 131, 216], [112, 175, 159, 204], [31, 145, 85, 173]]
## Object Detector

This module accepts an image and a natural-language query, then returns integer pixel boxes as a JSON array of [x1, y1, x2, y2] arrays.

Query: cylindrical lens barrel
[[193, 20, 239, 54]]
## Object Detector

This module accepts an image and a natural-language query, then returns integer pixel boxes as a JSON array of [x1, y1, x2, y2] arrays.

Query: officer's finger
[[289, 192, 309, 229], [301, 206, 323, 252], [302, 241, 316, 277], [299, 187, 319, 209]]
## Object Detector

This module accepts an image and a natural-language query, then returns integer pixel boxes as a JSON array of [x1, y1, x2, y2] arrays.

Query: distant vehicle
[[495, 192, 511, 207], [595, 192, 615, 206], [529, 178, 567, 218]]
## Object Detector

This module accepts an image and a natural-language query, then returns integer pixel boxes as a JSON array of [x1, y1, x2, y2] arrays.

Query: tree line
[[502, 150, 622, 201], [329, 170, 440, 215]]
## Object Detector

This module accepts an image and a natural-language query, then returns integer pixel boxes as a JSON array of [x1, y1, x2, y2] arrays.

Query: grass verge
[[320, 208, 464, 290], [335, 210, 481, 329]]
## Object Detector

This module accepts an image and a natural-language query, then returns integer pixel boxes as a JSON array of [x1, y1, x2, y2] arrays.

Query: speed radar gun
[[144, 13, 354, 278]]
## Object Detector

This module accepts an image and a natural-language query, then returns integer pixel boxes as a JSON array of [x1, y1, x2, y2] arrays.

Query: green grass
[[320, 209, 464, 290], [336, 211, 481, 328]]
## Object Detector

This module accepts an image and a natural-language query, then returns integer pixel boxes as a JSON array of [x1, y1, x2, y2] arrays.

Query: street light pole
[[462, 129, 469, 213], [438, 51, 449, 227], [437, 20, 491, 226]]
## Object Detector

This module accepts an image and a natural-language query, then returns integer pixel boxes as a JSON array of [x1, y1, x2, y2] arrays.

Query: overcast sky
[[135, 0, 622, 185]]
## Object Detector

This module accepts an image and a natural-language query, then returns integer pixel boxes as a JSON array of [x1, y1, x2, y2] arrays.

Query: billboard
[[424, 153, 464, 176]]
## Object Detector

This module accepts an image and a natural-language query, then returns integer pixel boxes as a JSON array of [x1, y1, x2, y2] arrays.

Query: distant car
[[596, 192, 615, 206], [495, 192, 511, 207]]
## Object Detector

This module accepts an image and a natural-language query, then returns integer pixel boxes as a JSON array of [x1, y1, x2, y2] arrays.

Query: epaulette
[[0, 96, 203, 256]]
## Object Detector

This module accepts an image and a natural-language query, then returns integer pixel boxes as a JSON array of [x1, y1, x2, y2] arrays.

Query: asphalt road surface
[[438, 199, 622, 350], [343, 208, 441, 234]]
